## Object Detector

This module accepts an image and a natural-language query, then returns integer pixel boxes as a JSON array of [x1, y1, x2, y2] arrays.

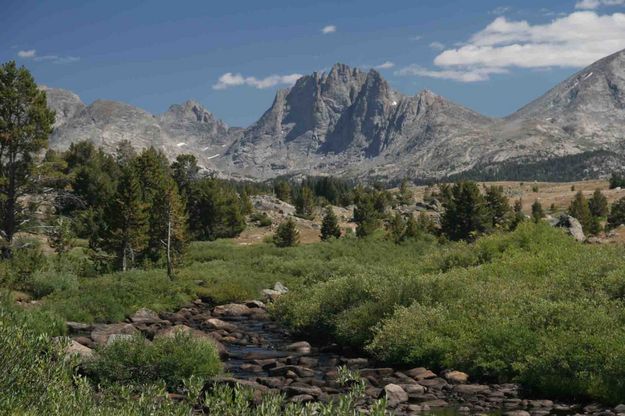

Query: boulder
[[453, 384, 490, 395], [405, 367, 436, 380], [129, 308, 165, 324], [286, 341, 311, 354], [444, 370, 469, 384], [106, 333, 135, 346], [383, 384, 408, 407], [91, 323, 139, 346], [66, 321, 92, 333], [65, 339, 95, 361], [204, 318, 237, 332], [245, 300, 266, 309], [552, 215, 585, 241], [262, 282, 289, 302], [212, 303, 253, 317], [285, 383, 322, 397]]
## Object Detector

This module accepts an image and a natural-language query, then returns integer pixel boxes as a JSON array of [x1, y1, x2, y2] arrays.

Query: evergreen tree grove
[[94, 166, 148, 271], [441, 181, 491, 241]]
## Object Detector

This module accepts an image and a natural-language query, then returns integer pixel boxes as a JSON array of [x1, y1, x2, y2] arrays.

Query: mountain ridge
[[43, 49, 625, 180]]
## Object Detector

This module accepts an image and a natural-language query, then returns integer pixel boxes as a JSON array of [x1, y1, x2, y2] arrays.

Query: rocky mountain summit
[[44, 49, 625, 181], [44, 90, 239, 169]]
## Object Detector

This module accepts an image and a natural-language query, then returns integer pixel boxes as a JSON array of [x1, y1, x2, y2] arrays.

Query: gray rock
[[129, 308, 164, 324], [91, 323, 139, 346], [212, 303, 253, 317], [383, 384, 408, 407], [553, 215, 585, 241], [106, 333, 135, 346], [62, 338, 95, 361], [204, 318, 237, 332], [66, 321, 92, 333], [286, 341, 311, 354]]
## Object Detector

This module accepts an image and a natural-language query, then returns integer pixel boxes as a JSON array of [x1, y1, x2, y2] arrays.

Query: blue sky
[[2, 0, 625, 126]]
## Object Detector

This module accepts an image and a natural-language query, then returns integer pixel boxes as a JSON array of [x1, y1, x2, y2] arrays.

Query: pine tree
[[170, 154, 199, 199], [568, 191, 592, 233], [186, 178, 247, 240], [588, 189, 609, 218], [387, 212, 406, 243], [397, 178, 413, 206], [404, 214, 421, 239], [274, 217, 300, 247], [353, 189, 381, 238], [274, 180, 291, 203], [511, 199, 525, 229], [607, 197, 625, 230], [294, 185, 316, 219], [588, 216, 603, 236], [441, 181, 491, 241], [0, 61, 55, 252], [485, 185, 512, 229], [95, 166, 148, 271], [135, 148, 187, 273], [320, 206, 341, 241], [531, 200, 545, 223], [47, 216, 75, 257]]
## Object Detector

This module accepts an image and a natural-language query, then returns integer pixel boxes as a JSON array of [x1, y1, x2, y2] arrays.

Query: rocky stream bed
[[64, 296, 625, 416]]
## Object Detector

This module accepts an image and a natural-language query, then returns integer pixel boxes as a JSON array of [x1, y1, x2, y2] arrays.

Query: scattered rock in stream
[[65, 295, 625, 415]]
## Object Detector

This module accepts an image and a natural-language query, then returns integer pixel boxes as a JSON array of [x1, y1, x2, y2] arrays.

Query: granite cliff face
[[43, 49, 625, 180], [223, 64, 496, 179]]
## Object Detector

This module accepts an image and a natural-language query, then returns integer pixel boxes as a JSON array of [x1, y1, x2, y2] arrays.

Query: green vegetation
[[441, 181, 491, 241], [531, 200, 544, 223], [85, 333, 222, 388], [273, 217, 300, 247], [609, 172, 625, 189], [320, 206, 341, 240], [274, 223, 625, 404], [608, 196, 625, 230], [0, 300, 382, 415]]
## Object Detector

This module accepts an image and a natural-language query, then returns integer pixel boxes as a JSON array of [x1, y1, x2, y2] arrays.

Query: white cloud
[[429, 41, 445, 50], [375, 61, 395, 69], [321, 25, 336, 34], [17, 49, 79, 64], [213, 72, 302, 90], [411, 35, 423, 41], [396, 65, 508, 82], [17, 49, 36, 58], [576, 0, 625, 9], [398, 11, 625, 82]]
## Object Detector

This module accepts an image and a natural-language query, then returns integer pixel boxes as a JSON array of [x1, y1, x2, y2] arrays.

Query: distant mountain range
[[43, 49, 625, 181]]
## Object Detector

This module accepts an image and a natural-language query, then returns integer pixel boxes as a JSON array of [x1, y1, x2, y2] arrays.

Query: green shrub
[[85, 332, 222, 389], [31, 270, 79, 298], [275, 223, 625, 404], [250, 211, 272, 227]]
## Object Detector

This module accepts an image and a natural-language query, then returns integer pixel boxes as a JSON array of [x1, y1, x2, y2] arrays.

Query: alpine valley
[[44, 49, 625, 182]]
